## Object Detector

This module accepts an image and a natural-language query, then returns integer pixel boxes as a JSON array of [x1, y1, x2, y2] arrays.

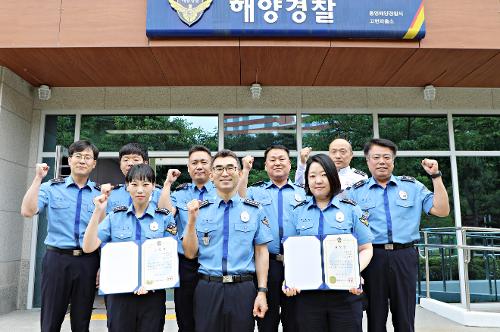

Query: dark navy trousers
[[295, 290, 363, 332], [256, 258, 297, 332], [40, 249, 99, 332], [174, 253, 200, 332], [362, 246, 419, 332], [194, 279, 256, 332]]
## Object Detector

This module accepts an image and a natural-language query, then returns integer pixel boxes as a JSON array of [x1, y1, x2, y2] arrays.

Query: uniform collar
[[266, 179, 294, 189], [193, 181, 215, 193], [308, 195, 337, 210], [65, 176, 92, 189], [126, 202, 156, 218], [368, 175, 398, 188], [338, 166, 351, 176], [216, 193, 241, 208]]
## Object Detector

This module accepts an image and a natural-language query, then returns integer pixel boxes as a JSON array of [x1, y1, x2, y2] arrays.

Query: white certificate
[[283, 234, 360, 291], [99, 237, 179, 295], [323, 234, 360, 290]]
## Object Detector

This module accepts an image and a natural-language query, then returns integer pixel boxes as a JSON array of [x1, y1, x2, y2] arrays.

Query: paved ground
[[1, 306, 499, 332]]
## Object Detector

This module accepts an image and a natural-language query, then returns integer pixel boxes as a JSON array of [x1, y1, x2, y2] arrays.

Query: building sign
[[146, 0, 425, 40]]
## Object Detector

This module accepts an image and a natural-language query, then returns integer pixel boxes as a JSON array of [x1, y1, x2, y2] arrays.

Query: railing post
[[462, 229, 471, 311], [424, 231, 430, 299]]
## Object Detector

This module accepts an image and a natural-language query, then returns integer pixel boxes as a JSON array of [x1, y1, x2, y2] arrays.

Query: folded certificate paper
[[283, 234, 360, 290], [99, 237, 179, 295]]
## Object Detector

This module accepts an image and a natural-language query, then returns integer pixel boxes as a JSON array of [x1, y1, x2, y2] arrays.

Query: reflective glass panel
[[80, 115, 218, 152], [379, 115, 449, 150], [453, 116, 500, 150], [224, 115, 296, 151], [43, 115, 76, 152], [301, 114, 373, 151]]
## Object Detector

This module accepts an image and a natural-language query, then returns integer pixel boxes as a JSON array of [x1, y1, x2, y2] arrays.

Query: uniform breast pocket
[[296, 221, 314, 235], [145, 229, 163, 239], [396, 198, 414, 208], [86, 203, 95, 212], [196, 223, 218, 246], [50, 199, 70, 209], [234, 222, 257, 244], [259, 198, 272, 207], [359, 200, 376, 213], [328, 222, 351, 235], [111, 227, 133, 241]]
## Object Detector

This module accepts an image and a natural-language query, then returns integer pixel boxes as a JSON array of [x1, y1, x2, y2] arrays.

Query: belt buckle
[[384, 244, 394, 250], [276, 254, 284, 262], [222, 275, 234, 283], [73, 249, 83, 256]]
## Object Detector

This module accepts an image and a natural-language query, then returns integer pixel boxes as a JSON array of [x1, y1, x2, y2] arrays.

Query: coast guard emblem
[[168, 0, 213, 26]]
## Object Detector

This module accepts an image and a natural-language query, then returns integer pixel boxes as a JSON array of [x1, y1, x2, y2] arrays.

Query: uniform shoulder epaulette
[[49, 177, 65, 184], [293, 200, 308, 209], [155, 207, 171, 215], [250, 180, 265, 187], [112, 205, 128, 213], [94, 183, 101, 191], [352, 179, 367, 189], [112, 184, 124, 190], [399, 175, 416, 183], [199, 200, 211, 208], [340, 198, 357, 206], [175, 183, 190, 191], [294, 182, 305, 189], [155, 184, 163, 190], [243, 198, 261, 208], [353, 168, 367, 177]]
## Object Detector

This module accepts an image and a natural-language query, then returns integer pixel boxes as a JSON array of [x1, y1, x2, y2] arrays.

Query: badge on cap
[[149, 221, 159, 231], [336, 212, 345, 222], [241, 211, 250, 222], [295, 194, 303, 202], [399, 190, 408, 200]]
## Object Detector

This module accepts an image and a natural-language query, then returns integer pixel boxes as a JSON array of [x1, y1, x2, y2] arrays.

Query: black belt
[[199, 274, 253, 283], [373, 242, 415, 250], [46, 245, 96, 256], [269, 253, 284, 262]]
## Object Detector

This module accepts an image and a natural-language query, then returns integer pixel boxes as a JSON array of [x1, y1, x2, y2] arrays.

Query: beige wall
[[0, 0, 498, 49]]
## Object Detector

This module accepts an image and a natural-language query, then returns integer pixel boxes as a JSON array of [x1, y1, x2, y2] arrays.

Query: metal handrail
[[420, 226, 500, 311]]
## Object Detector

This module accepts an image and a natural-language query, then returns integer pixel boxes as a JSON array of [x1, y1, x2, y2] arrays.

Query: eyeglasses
[[71, 153, 94, 162], [368, 154, 394, 162], [212, 165, 238, 175]]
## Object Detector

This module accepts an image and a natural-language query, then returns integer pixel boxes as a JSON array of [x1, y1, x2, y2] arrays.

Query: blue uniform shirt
[[106, 184, 162, 213], [348, 175, 434, 244], [247, 180, 306, 254], [98, 203, 176, 243], [38, 176, 101, 249], [187, 194, 273, 276], [172, 181, 216, 255], [290, 195, 373, 246]]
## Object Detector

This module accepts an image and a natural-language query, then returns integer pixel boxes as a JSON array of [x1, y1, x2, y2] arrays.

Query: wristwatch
[[430, 171, 442, 179], [257, 287, 268, 293]]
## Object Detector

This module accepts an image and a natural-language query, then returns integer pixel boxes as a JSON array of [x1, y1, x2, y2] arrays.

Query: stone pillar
[[0, 67, 34, 313]]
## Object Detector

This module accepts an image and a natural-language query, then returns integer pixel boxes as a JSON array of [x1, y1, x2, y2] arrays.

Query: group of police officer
[[21, 137, 449, 332]]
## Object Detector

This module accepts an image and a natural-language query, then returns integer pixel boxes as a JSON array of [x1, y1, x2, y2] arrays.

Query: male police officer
[[240, 145, 305, 332], [183, 150, 272, 332], [106, 143, 162, 211], [159, 145, 216, 332], [21, 140, 102, 332], [348, 138, 449, 332], [295, 138, 367, 190]]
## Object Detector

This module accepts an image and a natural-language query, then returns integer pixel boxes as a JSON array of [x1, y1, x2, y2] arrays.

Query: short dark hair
[[125, 164, 156, 184], [363, 138, 398, 156], [68, 140, 99, 160], [212, 149, 241, 169], [119, 143, 149, 162], [305, 154, 341, 199], [264, 144, 290, 160], [189, 145, 212, 158]]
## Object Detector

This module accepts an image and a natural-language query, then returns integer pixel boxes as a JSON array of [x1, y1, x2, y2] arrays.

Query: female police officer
[[83, 164, 176, 332], [283, 154, 373, 332]]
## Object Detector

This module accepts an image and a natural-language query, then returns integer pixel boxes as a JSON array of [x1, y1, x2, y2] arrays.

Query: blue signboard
[[147, 0, 425, 40]]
